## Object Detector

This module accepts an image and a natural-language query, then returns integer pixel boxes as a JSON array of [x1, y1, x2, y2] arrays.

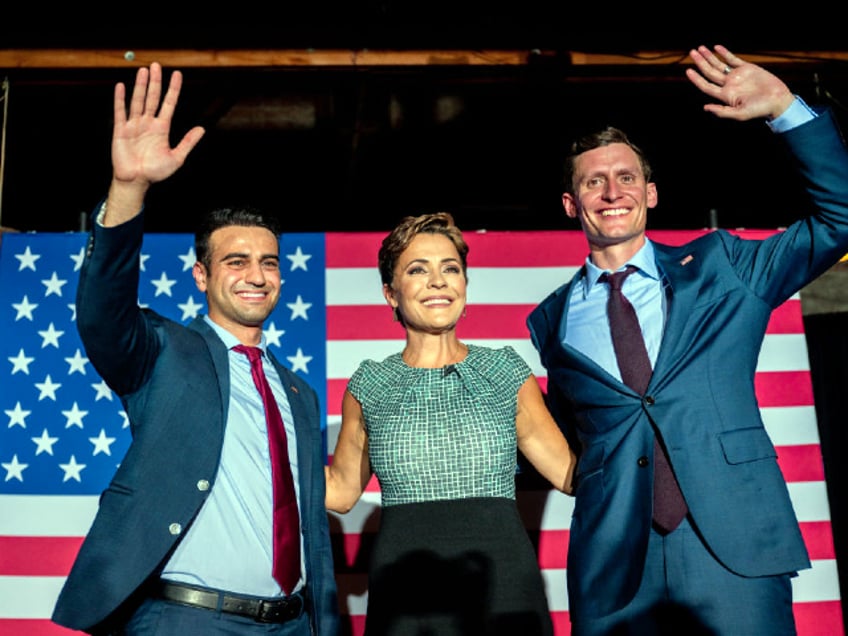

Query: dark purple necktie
[[601, 266, 688, 534], [233, 345, 301, 593]]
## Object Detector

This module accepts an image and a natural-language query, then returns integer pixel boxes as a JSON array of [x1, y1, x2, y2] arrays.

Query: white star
[[62, 402, 89, 428], [35, 374, 62, 401], [68, 303, 77, 322], [264, 322, 286, 347], [151, 271, 177, 297], [38, 322, 65, 348], [9, 349, 35, 375], [59, 455, 86, 482], [65, 349, 89, 375], [5, 402, 31, 428], [139, 253, 150, 272], [287, 295, 312, 321], [119, 410, 130, 429], [92, 379, 114, 401], [15, 246, 40, 271], [2, 455, 28, 482], [177, 295, 204, 320], [286, 246, 312, 271], [287, 348, 313, 374], [41, 271, 68, 297], [32, 428, 59, 456], [89, 429, 117, 456], [12, 295, 38, 321], [70, 247, 85, 271], [178, 246, 197, 271]]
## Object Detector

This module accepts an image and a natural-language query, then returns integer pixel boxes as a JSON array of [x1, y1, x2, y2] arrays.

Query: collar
[[202, 315, 269, 355], [579, 238, 661, 297]]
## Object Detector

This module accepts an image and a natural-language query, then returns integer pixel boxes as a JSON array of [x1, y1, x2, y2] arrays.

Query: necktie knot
[[601, 265, 637, 291], [233, 344, 262, 364]]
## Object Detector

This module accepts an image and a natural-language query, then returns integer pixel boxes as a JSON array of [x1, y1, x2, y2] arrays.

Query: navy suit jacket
[[527, 109, 848, 621], [51, 211, 339, 634]]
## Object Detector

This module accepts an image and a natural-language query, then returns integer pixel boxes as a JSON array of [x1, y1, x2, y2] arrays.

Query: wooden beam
[[2, 49, 847, 69], [568, 50, 848, 66], [0, 49, 534, 68]]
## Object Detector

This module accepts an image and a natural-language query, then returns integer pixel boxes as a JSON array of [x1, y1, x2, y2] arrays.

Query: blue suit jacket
[[527, 109, 848, 621], [51, 212, 339, 635]]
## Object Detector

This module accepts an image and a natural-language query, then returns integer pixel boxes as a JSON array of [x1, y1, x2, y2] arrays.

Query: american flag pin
[[680, 255, 694, 266]]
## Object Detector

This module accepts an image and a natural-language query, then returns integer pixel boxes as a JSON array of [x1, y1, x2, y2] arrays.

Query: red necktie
[[601, 267, 688, 534], [233, 345, 301, 593]]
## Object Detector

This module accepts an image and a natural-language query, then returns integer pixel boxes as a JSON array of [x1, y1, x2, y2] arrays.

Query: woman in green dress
[[326, 212, 576, 635]]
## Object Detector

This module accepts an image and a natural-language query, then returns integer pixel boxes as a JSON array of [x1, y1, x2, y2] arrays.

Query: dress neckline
[[398, 343, 472, 370]]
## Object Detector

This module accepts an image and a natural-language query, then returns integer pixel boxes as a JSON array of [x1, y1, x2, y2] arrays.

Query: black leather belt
[[155, 580, 304, 623]]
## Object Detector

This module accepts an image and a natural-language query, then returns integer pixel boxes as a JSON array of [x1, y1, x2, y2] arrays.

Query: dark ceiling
[[3, 16, 848, 235], [5, 11, 848, 53]]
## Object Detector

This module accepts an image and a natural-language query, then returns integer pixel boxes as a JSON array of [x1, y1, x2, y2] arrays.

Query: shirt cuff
[[95, 200, 108, 226], [767, 96, 817, 133]]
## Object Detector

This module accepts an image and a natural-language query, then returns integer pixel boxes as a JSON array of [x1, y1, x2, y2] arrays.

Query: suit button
[[644, 395, 655, 405], [637, 456, 649, 467], [197, 479, 210, 491], [169, 523, 182, 535]]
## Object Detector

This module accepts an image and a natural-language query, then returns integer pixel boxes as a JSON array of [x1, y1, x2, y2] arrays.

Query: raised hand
[[113, 62, 205, 186], [104, 63, 205, 225], [685, 45, 795, 122]]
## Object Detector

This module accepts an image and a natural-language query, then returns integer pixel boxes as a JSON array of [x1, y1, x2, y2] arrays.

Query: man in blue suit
[[51, 63, 339, 634], [527, 44, 848, 635]]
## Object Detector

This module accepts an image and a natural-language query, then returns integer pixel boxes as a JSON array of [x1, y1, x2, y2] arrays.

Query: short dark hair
[[194, 206, 281, 269], [563, 126, 652, 195], [378, 212, 469, 287]]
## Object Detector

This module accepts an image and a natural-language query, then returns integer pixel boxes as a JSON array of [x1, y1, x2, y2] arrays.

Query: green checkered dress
[[349, 344, 531, 507]]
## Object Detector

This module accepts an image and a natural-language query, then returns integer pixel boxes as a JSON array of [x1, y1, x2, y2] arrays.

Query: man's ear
[[192, 262, 207, 292], [647, 182, 658, 209], [563, 193, 578, 219]]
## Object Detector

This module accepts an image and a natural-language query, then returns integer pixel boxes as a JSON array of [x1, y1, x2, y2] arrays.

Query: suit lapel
[[270, 355, 314, 504], [534, 271, 625, 387], [650, 243, 702, 386], [189, 317, 231, 410]]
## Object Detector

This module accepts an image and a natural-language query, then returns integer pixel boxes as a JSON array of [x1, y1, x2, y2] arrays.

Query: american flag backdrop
[[0, 228, 843, 635]]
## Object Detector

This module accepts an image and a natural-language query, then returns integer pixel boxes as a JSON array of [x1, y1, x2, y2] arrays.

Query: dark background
[[3, 16, 848, 235]]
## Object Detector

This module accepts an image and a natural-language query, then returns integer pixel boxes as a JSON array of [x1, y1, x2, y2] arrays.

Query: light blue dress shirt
[[161, 317, 305, 597], [565, 241, 665, 381]]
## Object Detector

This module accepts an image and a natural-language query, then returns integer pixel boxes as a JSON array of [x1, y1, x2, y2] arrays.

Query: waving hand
[[686, 45, 795, 122], [104, 62, 205, 225]]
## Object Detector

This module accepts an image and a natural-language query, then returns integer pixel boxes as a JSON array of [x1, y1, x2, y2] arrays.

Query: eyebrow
[[219, 252, 279, 262], [585, 166, 639, 178], [401, 256, 460, 268]]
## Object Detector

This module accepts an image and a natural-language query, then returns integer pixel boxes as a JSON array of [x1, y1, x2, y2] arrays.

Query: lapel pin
[[680, 255, 694, 266]]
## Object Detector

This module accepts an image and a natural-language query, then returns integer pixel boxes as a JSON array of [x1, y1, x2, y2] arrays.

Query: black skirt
[[364, 497, 554, 636]]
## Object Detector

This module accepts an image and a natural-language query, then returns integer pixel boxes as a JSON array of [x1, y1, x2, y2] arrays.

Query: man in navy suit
[[527, 44, 848, 635], [51, 63, 339, 634]]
